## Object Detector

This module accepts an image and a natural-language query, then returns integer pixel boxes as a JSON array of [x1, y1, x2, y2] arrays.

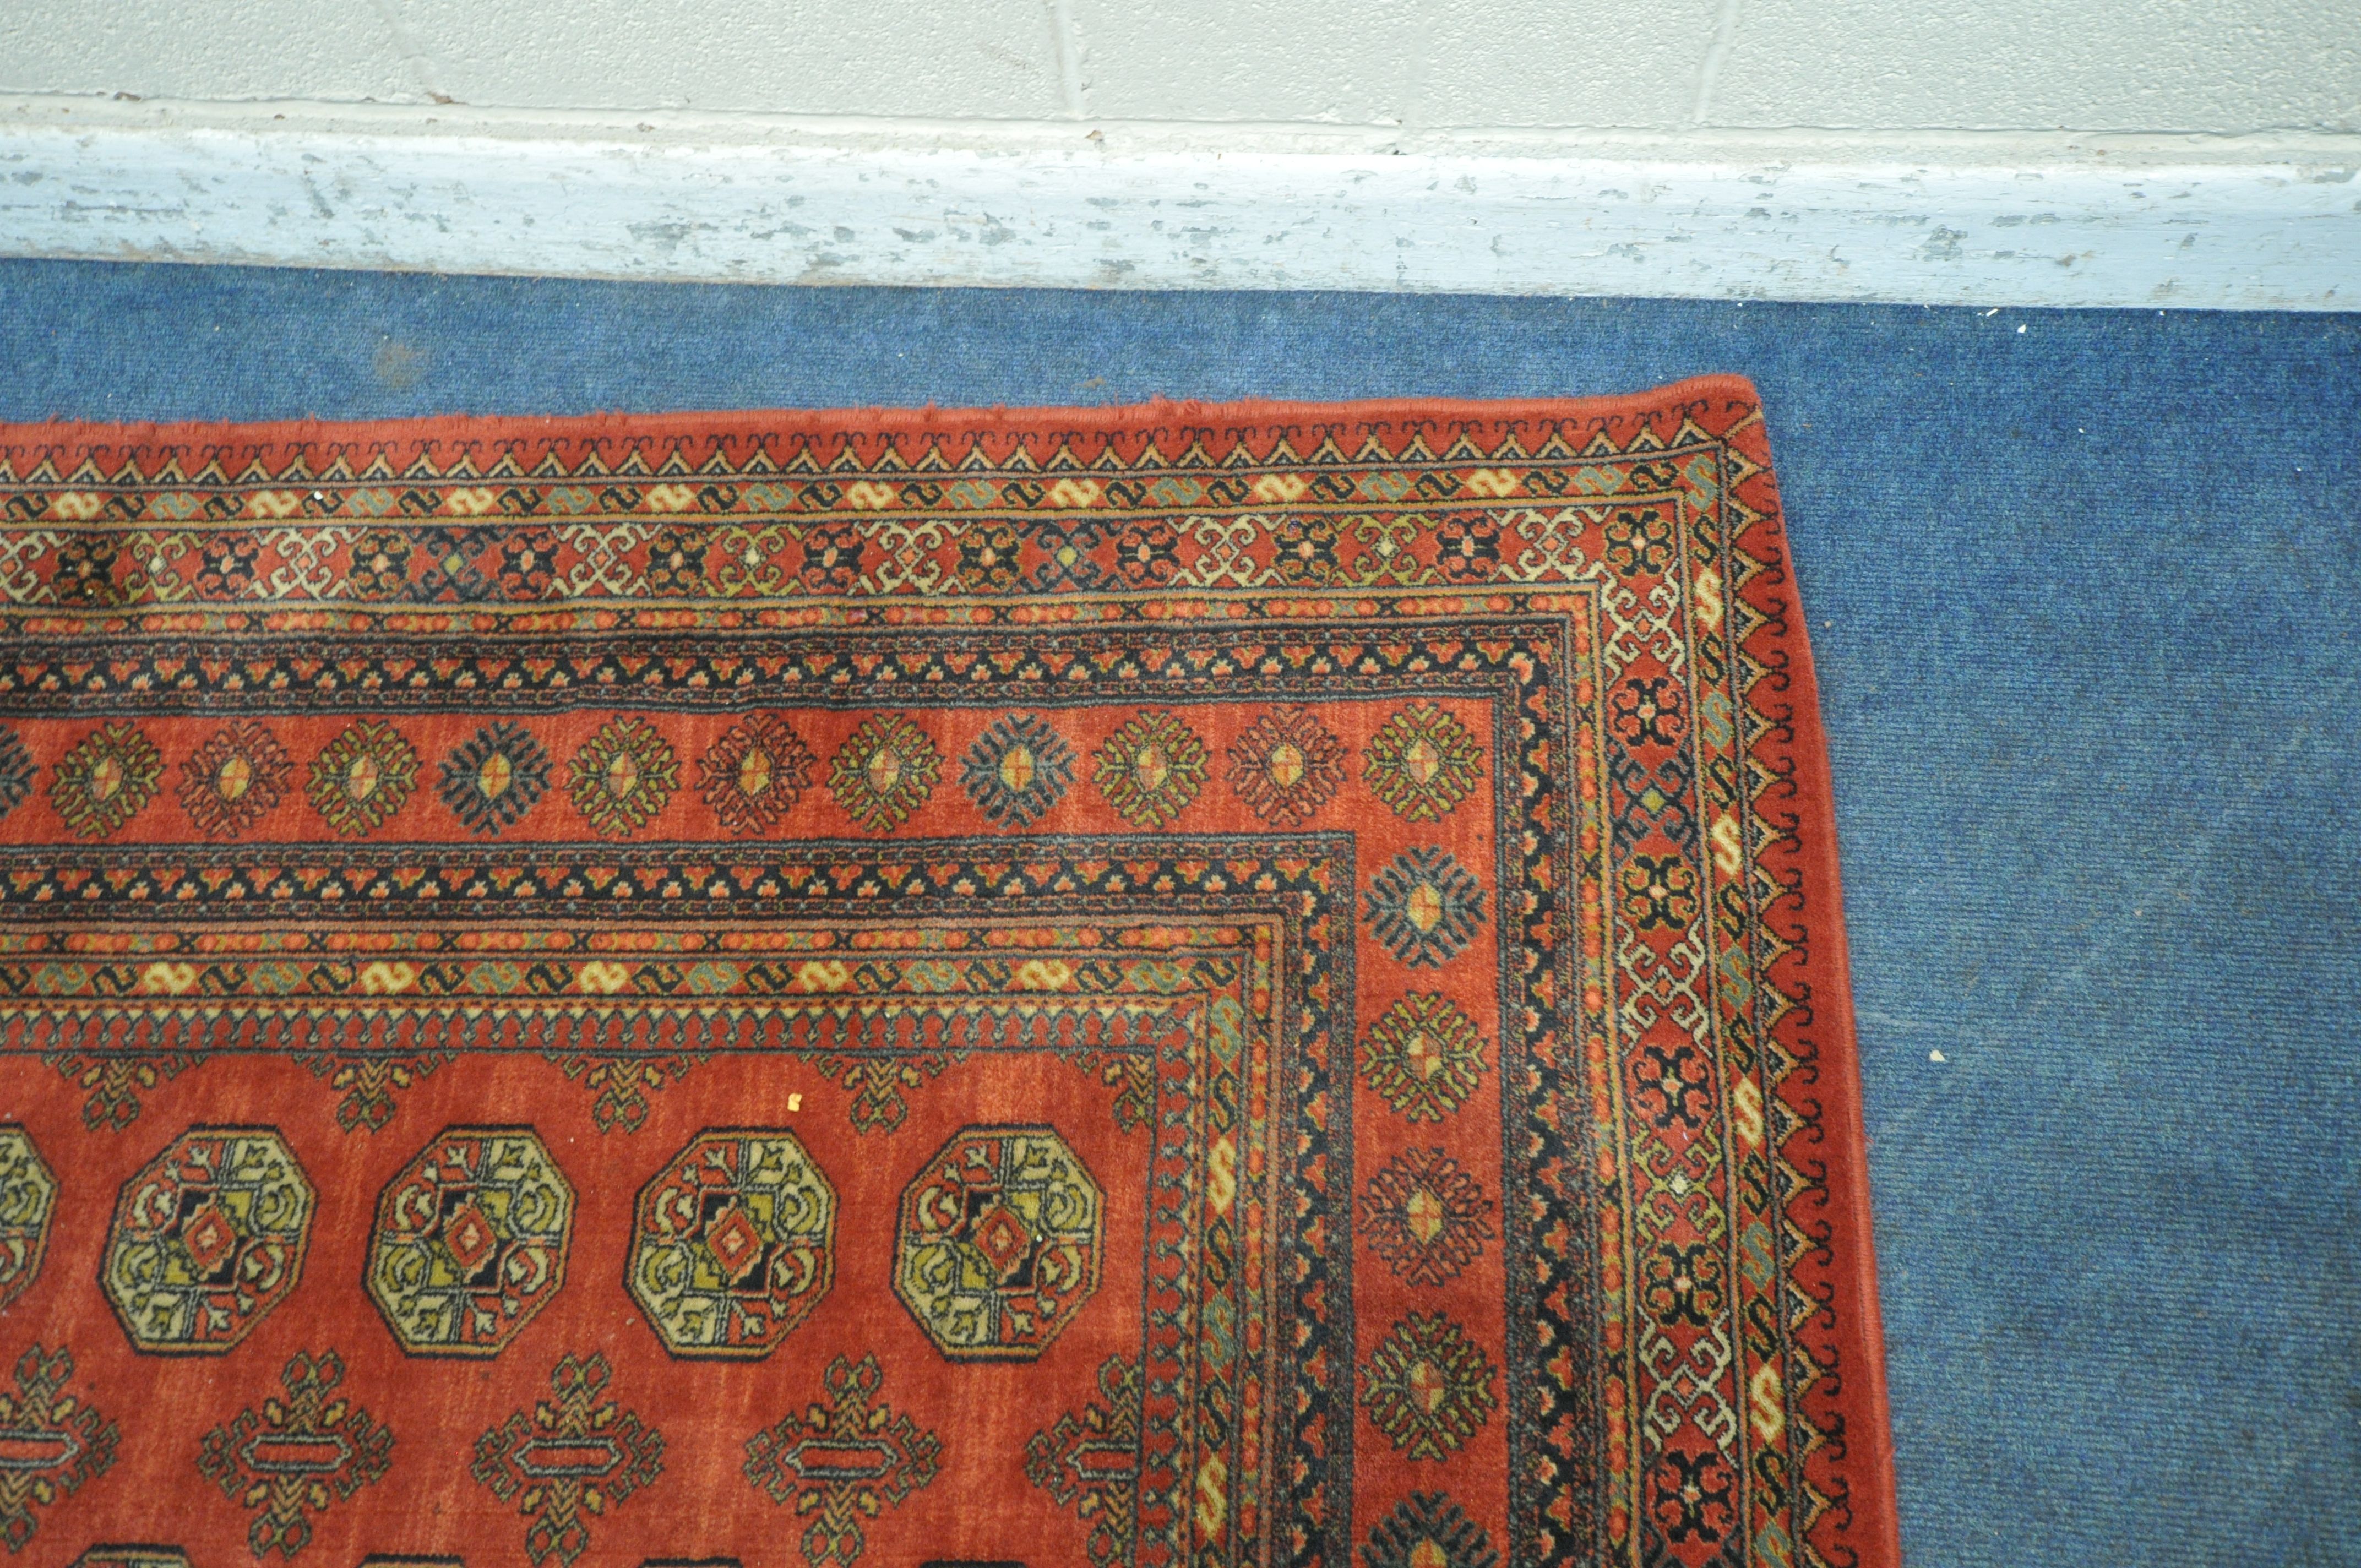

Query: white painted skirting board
[[1, 100, 2355, 308]]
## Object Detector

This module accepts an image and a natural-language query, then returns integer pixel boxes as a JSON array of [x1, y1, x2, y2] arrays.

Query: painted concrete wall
[[3, 0, 2355, 134]]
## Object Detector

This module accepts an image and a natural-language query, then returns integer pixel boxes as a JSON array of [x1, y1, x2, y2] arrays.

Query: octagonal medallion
[[366, 1126, 574, 1357], [0, 1126, 57, 1311], [628, 1128, 837, 1359], [894, 1124, 1102, 1361], [102, 1126, 313, 1354]]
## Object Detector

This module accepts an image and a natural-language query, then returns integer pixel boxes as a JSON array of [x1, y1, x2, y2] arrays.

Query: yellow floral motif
[[1091, 710, 1207, 829], [50, 722, 162, 839], [306, 718, 418, 837], [1359, 1311, 1497, 1461], [827, 715, 939, 833], [1362, 703, 1484, 823], [1359, 993, 1490, 1121], [568, 717, 679, 837]]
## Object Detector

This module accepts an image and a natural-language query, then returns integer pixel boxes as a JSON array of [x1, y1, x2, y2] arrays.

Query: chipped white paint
[[0, 100, 2355, 308]]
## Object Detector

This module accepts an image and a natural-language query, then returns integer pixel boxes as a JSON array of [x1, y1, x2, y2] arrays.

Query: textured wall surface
[[3, 2, 2355, 307], [1, 259, 2355, 1568], [2, 0, 2355, 132]]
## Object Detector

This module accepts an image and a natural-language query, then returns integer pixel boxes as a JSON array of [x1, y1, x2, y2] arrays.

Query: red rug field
[[0, 379, 1896, 1567]]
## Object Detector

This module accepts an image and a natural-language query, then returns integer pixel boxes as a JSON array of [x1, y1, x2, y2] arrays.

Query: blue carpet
[[3, 259, 2355, 1568]]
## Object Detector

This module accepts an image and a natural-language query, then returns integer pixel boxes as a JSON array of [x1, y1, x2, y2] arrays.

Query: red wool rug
[[0, 379, 1896, 1568]]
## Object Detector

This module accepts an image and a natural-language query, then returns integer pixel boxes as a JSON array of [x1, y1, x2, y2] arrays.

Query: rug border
[[0, 374, 1765, 450], [1759, 465, 1902, 1568]]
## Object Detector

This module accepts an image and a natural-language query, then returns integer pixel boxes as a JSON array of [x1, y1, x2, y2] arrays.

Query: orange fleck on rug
[[0, 379, 1895, 1568]]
